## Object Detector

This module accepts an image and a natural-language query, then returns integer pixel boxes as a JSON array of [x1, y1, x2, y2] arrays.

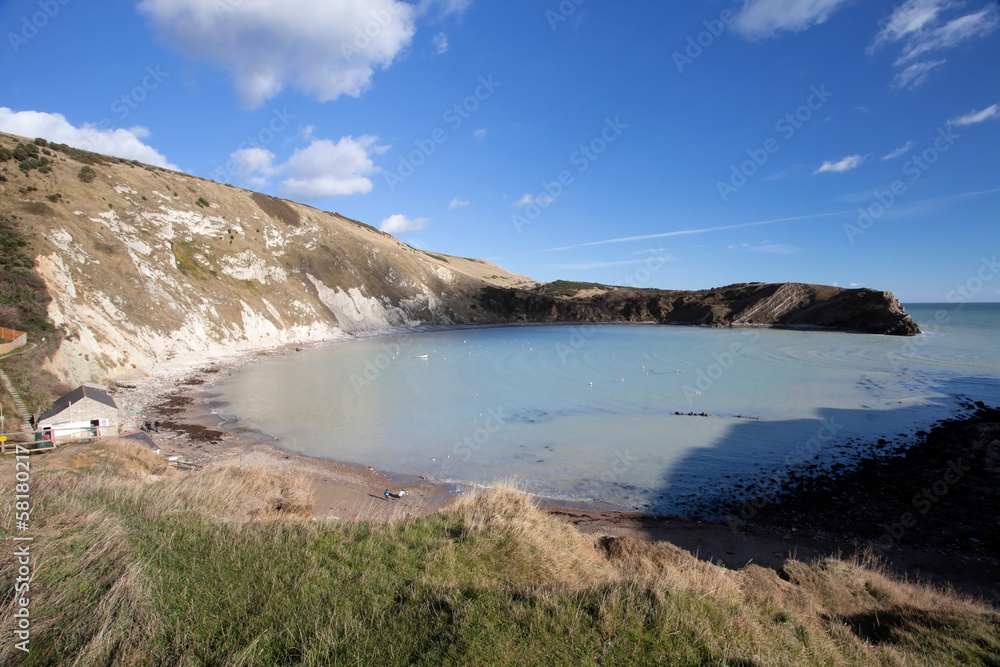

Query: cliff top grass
[[2, 439, 998, 665]]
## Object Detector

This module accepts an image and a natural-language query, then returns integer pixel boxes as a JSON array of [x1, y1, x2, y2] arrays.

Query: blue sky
[[1, 0, 997, 301]]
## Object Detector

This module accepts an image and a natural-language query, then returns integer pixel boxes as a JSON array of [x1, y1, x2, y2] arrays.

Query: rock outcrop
[[0, 131, 917, 387], [476, 282, 919, 336]]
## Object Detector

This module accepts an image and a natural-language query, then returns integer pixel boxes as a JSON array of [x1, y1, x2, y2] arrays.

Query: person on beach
[[384, 489, 391, 501], [154, 420, 160, 433], [398, 490, 406, 499]]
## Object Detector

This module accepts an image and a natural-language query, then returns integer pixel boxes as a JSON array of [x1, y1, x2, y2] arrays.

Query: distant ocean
[[212, 303, 1000, 516]]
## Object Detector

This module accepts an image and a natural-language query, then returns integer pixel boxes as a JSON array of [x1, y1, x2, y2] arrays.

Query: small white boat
[[413, 354, 429, 359]]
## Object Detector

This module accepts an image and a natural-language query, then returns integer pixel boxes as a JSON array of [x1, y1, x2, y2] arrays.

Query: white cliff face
[[307, 275, 417, 332], [0, 131, 530, 384]]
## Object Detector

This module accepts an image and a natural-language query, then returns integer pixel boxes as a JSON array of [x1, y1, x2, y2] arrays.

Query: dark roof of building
[[38, 384, 118, 423]]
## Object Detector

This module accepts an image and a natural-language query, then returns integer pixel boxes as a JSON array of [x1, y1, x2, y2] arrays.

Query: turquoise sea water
[[212, 303, 1000, 515]]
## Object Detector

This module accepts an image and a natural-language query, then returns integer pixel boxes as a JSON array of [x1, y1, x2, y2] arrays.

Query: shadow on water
[[634, 377, 1000, 599], [648, 391, 971, 519]]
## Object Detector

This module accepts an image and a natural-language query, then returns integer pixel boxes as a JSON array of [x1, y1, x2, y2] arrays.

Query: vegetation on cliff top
[[1, 440, 996, 665]]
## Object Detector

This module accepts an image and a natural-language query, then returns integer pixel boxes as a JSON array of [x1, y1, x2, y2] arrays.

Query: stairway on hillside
[[0, 367, 32, 432]]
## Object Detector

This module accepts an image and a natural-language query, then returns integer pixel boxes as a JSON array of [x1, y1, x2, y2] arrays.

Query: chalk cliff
[[0, 131, 917, 390]]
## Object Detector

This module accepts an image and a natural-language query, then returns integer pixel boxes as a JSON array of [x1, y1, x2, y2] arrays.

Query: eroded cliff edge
[[476, 281, 919, 336]]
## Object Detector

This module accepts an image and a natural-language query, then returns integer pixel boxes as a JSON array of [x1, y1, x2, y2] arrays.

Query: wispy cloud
[[542, 210, 853, 253], [473, 128, 487, 139], [949, 104, 1000, 126], [869, 0, 999, 91], [892, 59, 946, 89], [733, 0, 852, 40], [749, 244, 798, 254], [513, 193, 554, 208], [881, 140, 915, 160], [432, 32, 449, 54], [448, 197, 469, 209], [417, 0, 473, 19], [814, 154, 865, 174], [551, 257, 673, 270]]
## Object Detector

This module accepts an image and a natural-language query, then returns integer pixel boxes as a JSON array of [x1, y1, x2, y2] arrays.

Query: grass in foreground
[[1, 440, 998, 665]]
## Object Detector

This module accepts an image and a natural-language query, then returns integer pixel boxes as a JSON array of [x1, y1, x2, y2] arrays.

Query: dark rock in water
[[476, 281, 919, 336]]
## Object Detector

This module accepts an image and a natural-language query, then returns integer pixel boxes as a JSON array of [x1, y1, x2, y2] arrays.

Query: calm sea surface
[[212, 303, 1000, 515]]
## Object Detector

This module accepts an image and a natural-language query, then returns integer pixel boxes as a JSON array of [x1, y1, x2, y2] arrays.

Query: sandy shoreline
[[110, 333, 1000, 604]]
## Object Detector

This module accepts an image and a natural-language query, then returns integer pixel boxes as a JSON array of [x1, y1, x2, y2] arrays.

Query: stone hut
[[37, 382, 119, 440]]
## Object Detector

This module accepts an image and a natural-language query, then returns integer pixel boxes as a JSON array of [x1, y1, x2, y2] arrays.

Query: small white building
[[37, 382, 120, 441]]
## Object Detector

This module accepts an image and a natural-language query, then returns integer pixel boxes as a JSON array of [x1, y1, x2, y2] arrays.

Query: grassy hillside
[[0, 130, 532, 389], [2, 440, 997, 665]]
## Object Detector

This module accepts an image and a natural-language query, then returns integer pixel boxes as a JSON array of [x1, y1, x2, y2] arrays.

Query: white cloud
[[379, 213, 429, 234], [881, 140, 915, 160], [849, 282, 863, 287], [448, 197, 469, 208], [230, 147, 276, 182], [949, 104, 1000, 126], [280, 136, 382, 198], [472, 128, 487, 139], [869, 0, 951, 53], [814, 154, 865, 174], [432, 32, 449, 54], [512, 193, 554, 208], [230, 135, 386, 197], [892, 59, 946, 89], [0, 107, 177, 169], [137, 0, 416, 108], [869, 0, 999, 93], [733, 0, 852, 40]]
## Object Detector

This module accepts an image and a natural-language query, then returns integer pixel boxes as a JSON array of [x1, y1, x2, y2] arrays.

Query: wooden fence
[[0, 328, 27, 355], [0, 429, 117, 454]]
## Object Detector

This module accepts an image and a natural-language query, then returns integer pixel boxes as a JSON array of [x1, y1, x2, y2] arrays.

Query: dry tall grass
[[1, 444, 997, 665]]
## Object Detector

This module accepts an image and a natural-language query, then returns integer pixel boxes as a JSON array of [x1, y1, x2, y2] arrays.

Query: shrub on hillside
[[12, 142, 38, 162], [78, 165, 96, 183]]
